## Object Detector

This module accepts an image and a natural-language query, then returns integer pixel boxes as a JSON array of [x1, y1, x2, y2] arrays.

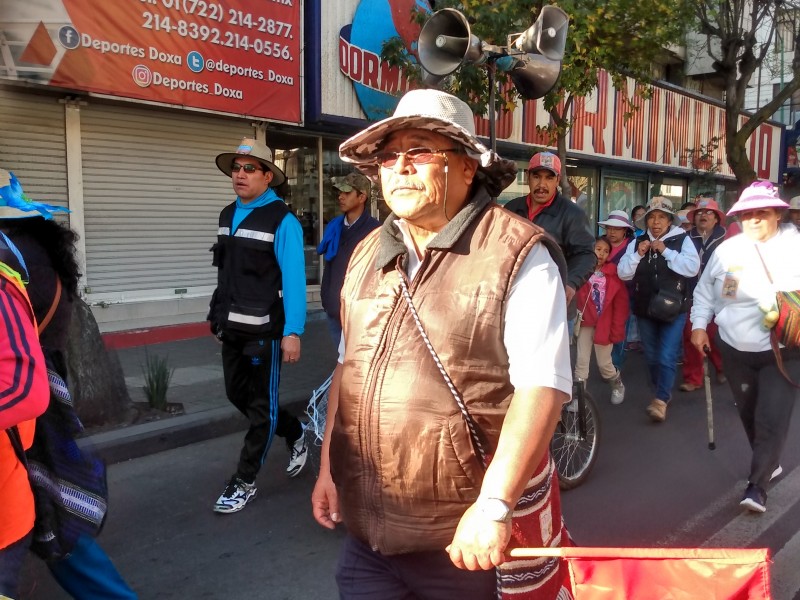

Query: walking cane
[[703, 345, 715, 450]]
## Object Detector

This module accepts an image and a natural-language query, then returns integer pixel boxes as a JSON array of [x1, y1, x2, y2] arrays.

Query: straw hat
[[215, 138, 286, 187], [727, 181, 789, 215]]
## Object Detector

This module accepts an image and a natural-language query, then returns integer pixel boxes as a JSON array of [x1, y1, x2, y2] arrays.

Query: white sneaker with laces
[[214, 477, 257, 514], [286, 427, 308, 478]]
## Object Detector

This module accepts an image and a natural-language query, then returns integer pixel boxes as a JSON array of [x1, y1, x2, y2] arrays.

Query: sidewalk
[[86, 311, 338, 463]]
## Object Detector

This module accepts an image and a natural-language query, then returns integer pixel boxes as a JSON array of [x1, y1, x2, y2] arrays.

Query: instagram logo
[[132, 65, 152, 87]]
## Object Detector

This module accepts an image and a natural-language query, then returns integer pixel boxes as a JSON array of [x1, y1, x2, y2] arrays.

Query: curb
[[81, 396, 310, 465]]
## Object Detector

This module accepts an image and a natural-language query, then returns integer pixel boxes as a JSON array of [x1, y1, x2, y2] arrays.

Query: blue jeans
[[327, 315, 342, 349], [48, 534, 137, 599], [637, 313, 687, 403], [0, 531, 31, 598]]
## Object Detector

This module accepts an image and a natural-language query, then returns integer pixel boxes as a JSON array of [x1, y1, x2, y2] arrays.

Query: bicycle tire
[[551, 387, 601, 490]]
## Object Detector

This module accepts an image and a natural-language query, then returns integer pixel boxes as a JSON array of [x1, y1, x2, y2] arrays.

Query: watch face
[[480, 498, 511, 522]]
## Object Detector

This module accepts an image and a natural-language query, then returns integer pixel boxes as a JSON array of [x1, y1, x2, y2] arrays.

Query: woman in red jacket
[[574, 237, 630, 404]]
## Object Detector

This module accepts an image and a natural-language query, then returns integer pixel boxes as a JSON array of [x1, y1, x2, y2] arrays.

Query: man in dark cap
[[318, 172, 379, 345]]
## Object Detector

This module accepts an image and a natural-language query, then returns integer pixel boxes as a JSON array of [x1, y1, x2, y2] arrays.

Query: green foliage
[[141, 351, 174, 411], [380, 0, 691, 149], [687, 0, 800, 187]]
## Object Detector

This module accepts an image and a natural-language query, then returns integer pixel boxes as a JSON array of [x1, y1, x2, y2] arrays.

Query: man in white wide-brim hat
[[208, 138, 309, 515], [312, 89, 573, 599]]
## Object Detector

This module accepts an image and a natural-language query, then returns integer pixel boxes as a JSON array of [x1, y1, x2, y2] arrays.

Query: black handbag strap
[[397, 276, 488, 466], [6, 426, 29, 468]]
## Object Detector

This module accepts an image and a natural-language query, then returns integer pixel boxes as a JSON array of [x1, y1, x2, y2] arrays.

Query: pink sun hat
[[727, 181, 789, 216], [687, 197, 726, 224]]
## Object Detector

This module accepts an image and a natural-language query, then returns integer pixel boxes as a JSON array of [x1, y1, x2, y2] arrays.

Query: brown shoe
[[646, 399, 668, 422], [679, 383, 701, 392], [716, 373, 728, 385]]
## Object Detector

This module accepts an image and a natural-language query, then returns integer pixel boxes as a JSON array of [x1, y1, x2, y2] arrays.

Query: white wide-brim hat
[[215, 138, 286, 187], [598, 210, 634, 230], [339, 89, 517, 195]]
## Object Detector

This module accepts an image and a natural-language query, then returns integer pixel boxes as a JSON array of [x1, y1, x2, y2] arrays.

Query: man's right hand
[[312, 467, 341, 530]]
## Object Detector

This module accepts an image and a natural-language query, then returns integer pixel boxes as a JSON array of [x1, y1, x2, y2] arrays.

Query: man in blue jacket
[[503, 152, 595, 319], [318, 172, 379, 345], [208, 138, 308, 514]]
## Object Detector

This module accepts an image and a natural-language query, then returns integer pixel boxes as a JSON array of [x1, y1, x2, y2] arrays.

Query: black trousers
[[221, 338, 303, 482], [336, 534, 497, 600], [717, 338, 800, 490]]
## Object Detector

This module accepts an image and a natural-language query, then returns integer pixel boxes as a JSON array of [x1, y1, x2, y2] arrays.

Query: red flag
[[509, 547, 772, 599]]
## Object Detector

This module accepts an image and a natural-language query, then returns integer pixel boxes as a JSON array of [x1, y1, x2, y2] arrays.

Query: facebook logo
[[187, 51, 204, 73], [58, 26, 80, 50]]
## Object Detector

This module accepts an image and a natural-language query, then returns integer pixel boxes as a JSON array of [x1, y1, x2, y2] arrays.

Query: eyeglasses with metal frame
[[374, 147, 462, 168]]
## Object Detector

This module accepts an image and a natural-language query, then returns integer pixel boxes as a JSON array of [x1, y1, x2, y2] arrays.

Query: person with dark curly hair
[[0, 168, 137, 599]]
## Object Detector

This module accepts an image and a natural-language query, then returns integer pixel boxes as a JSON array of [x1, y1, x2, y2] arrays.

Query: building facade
[[0, 0, 783, 332]]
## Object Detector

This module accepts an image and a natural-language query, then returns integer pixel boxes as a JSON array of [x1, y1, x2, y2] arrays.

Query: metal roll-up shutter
[[0, 86, 68, 212], [81, 103, 253, 301]]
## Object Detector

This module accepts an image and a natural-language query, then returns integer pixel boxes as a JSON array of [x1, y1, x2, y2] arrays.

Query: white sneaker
[[214, 477, 257, 514], [286, 428, 308, 478], [771, 465, 783, 481], [610, 381, 625, 405]]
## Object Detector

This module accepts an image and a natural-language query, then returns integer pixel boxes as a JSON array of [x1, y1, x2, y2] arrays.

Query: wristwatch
[[476, 497, 512, 523]]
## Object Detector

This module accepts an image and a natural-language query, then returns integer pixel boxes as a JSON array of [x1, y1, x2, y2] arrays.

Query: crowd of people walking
[[573, 181, 800, 516]]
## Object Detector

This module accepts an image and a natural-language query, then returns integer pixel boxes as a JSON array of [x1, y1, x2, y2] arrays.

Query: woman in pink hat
[[691, 181, 800, 513], [679, 198, 728, 392]]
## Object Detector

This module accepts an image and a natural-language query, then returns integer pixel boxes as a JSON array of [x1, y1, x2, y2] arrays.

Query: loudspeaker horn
[[513, 5, 569, 61], [418, 8, 485, 77], [499, 54, 562, 100]]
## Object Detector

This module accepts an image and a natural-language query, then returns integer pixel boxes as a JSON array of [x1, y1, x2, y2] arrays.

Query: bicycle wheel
[[551, 386, 601, 490]]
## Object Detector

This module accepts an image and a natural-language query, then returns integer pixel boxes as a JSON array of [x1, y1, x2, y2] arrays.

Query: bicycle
[[550, 379, 601, 490]]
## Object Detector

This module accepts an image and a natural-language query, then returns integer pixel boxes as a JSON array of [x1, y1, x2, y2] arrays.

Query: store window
[[649, 175, 687, 207], [565, 166, 598, 229], [274, 145, 322, 285], [601, 173, 648, 225]]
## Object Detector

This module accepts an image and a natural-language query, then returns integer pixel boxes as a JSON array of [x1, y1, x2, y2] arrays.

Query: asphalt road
[[18, 349, 800, 599]]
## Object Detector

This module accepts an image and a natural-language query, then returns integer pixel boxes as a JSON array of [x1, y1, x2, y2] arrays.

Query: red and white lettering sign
[[1, 0, 302, 123]]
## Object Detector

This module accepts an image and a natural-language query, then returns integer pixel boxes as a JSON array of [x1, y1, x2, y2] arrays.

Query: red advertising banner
[[0, 0, 302, 123]]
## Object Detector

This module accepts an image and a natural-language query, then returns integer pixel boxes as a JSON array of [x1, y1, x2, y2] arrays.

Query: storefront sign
[[478, 71, 780, 182], [0, 0, 302, 123], [338, 0, 427, 120]]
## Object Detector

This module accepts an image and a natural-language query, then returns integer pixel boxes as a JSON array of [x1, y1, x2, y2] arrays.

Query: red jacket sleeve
[[0, 279, 49, 430], [608, 277, 630, 344]]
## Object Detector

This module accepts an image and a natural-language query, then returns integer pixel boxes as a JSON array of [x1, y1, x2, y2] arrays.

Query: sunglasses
[[231, 163, 264, 173], [375, 147, 461, 168], [695, 209, 715, 215]]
